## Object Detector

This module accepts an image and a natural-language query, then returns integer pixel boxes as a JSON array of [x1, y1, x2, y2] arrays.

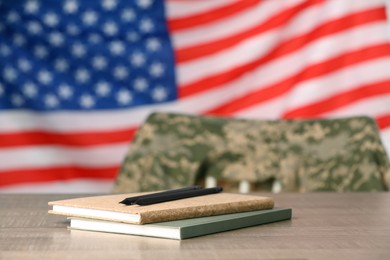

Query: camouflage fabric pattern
[[114, 112, 390, 193]]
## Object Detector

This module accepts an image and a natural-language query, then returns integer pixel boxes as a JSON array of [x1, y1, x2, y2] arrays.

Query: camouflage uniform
[[114, 112, 390, 193]]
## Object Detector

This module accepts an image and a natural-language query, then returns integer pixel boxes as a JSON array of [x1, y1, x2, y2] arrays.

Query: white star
[[54, 58, 69, 72], [116, 89, 132, 105], [49, 32, 64, 46], [137, 0, 153, 9], [0, 45, 11, 56], [103, 21, 118, 36], [88, 33, 102, 44], [44, 12, 59, 27], [11, 94, 24, 106], [18, 59, 32, 72], [121, 9, 135, 22], [67, 24, 80, 35], [44, 94, 59, 108], [126, 32, 139, 42], [130, 52, 145, 67], [95, 81, 111, 96], [80, 94, 95, 108], [13, 34, 26, 46], [23, 82, 38, 98], [58, 84, 73, 99], [34, 45, 48, 59], [149, 62, 164, 77], [38, 70, 53, 85], [24, 0, 40, 14], [139, 18, 154, 33], [102, 0, 117, 10], [113, 66, 128, 80], [3, 67, 17, 82], [82, 10, 98, 26], [92, 55, 107, 70], [133, 77, 148, 92], [64, 0, 78, 14], [146, 38, 161, 52], [75, 68, 90, 83], [7, 11, 20, 23], [27, 21, 42, 35], [71, 43, 86, 58], [109, 41, 125, 56], [152, 86, 168, 101]]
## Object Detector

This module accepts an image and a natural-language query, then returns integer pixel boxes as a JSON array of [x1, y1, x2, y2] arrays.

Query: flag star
[[116, 89, 132, 105], [34, 45, 48, 59], [44, 12, 59, 27], [80, 94, 95, 108], [126, 32, 139, 42], [25, 0, 40, 14], [113, 66, 128, 80], [0, 45, 11, 56], [92, 55, 107, 70], [109, 41, 125, 55], [152, 86, 168, 102], [44, 94, 59, 108], [88, 33, 102, 44], [102, 0, 117, 11], [130, 52, 145, 67], [133, 77, 148, 92], [103, 21, 118, 36], [149, 62, 164, 77], [49, 32, 65, 46], [121, 9, 135, 22], [146, 38, 161, 52], [137, 0, 153, 9], [38, 70, 53, 85], [13, 33, 26, 46], [67, 24, 80, 35], [7, 11, 20, 23], [82, 10, 98, 26], [75, 68, 90, 83], [71, 43, 86, 58], [23, 82, 38, 98], [95, 81, 111, 96], [54, 58, 69, 72], [11, 94, 24, 106], [139, 18, 154, 33], [18, 59, 32, 72], [58, 84, 73, 99], [64, 0, 79, 14], [27, 21, 42, 35], [3, 67, 17, 82]]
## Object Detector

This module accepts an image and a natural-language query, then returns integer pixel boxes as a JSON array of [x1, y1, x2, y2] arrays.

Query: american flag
[[1, 0, 390, 193]]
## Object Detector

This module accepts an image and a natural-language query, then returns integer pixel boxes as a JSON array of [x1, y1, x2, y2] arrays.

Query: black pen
[[119, 186, 202, 205], [133, 186, 223, 206]]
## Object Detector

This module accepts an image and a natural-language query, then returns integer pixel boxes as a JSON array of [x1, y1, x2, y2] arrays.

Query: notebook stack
[[48, 187, 292, 240]]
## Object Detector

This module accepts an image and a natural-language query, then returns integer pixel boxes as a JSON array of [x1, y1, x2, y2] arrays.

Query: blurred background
[[1, 0, 390, 193]]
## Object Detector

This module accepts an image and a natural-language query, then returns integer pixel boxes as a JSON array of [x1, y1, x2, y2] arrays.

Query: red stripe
[[175, 0, 322, 63], [0, 166, 119, 187], [282, 80, 390, 118], [179, 7, 388, 98], [168, 0, 261, 31], [0, 127, 136, 148], [205, 44, 390, 116], [376, 114, 390, 129]]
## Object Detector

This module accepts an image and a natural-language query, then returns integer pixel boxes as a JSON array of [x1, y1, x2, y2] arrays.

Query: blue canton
[[0, 0, 177, 110]]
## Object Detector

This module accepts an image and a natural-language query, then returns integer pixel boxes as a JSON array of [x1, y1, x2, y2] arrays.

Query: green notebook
[[69, 208, 292, 240]]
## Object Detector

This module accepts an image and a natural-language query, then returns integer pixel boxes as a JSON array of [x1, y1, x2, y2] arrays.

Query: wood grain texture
[[1, 193, 390, 260]]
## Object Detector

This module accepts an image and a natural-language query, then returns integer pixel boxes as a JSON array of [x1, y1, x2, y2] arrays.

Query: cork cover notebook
[[48, 192, 274, 224]]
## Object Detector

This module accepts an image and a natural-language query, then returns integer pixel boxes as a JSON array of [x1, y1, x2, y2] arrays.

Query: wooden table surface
[[1, 193, 389, 260]]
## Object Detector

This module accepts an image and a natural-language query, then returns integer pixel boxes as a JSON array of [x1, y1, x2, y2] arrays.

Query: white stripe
[[177, 14, 388, 87], [0, 180, 114, 193], [284, 57, 390, 111], [166, 0, 238, 19], [171, 0, 382, 49], [0, 143, 128, 170]]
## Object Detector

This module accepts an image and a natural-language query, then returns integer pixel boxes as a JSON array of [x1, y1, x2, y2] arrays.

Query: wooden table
[[1, 193, 389, 259]]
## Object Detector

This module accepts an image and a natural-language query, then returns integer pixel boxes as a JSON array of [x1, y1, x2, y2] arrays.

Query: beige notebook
[[48, 192, 274, 224]]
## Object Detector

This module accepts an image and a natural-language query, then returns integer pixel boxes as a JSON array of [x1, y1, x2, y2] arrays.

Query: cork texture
[[48, 192, 274, 224]]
